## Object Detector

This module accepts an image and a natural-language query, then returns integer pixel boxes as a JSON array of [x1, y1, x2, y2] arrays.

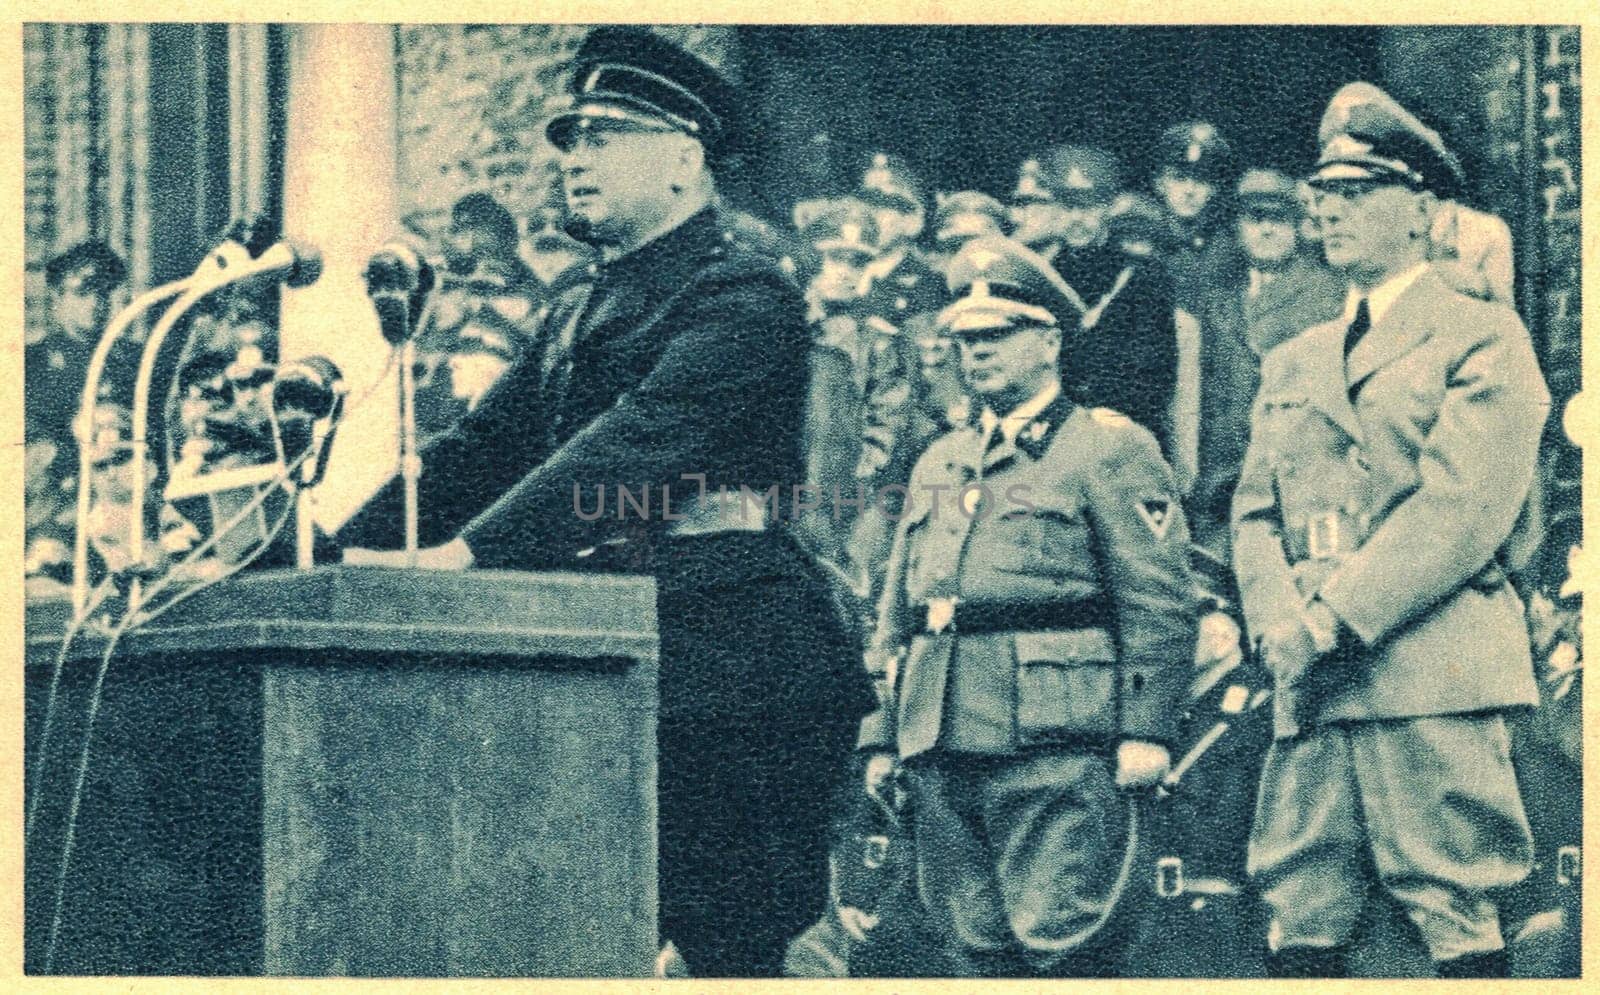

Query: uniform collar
[[979, 379, 1062, 446], [1344, 260, 1429, 326], [600, 207, 723, 288]]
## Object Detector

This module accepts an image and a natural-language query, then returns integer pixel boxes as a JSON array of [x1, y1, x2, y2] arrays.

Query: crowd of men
[[23, 26, 1581, 982]]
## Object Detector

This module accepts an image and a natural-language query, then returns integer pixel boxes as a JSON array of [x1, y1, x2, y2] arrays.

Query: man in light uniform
[[1232, 82, 1546, 979], [860, 235, 1196, 977]]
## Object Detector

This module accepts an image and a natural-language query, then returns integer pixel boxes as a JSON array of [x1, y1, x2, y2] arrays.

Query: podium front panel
[[25, 567, 659, 977]]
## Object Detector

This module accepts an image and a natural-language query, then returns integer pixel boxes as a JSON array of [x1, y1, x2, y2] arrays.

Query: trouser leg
[[1350, 714, 1533, 971], [658, 720, 848, 977], [1246, 727, 1370, 974], [903, 756, 1017, 977]]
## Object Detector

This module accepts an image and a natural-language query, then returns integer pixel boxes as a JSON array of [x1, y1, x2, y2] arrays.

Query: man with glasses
[[1232, 82, 1547, 979], [340, 27, 871, 977]]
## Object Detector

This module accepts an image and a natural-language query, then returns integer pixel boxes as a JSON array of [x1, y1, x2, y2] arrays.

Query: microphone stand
[[400, 337, 420, 567], [71, 277, 197, 619], [125, 241, 256, 609]]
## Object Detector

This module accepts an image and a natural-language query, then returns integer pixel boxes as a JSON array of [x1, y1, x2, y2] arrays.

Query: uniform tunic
[[1231, 265, 1547, 960], [860, 392, 1196, 971]]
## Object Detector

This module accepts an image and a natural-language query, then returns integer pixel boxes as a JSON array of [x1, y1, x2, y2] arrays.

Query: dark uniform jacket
[[1051, 245, 1179, 453], [859, 395, 1198, 759], [1188, 250, 1344, 566], [1232, 268, 1548, 738], [340, 208, 873, 725]]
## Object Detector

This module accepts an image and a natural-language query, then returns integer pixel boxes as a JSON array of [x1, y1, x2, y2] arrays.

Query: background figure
[[1181, 168, 1344, 573], [1427, 199, 1516, 307], [843, 153, 947, 615], [25, 242, 135, 595], [1152, 121, 1237, 309], [1233, 83, 1546, 981], [413, 192, 545, 440], [1038, 144, 1179, 454], [1007, 155, 1061, 252], [794, 202, 876, 581]]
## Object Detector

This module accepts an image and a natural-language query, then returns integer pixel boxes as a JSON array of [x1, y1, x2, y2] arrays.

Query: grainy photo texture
[[20, 22, 1583, 980]]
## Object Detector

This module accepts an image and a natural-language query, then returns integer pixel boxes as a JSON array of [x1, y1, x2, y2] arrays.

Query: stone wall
[[392, 25, 738, 240]]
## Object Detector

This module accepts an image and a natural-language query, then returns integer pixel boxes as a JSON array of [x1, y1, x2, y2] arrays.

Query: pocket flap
[[1012, 629, 1115, 665]]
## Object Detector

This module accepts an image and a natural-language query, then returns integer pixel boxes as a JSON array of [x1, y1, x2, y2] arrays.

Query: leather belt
[[1286, 510, 1369, 562], [665, 486, 770, 537], [921, 594, 1112, 636]]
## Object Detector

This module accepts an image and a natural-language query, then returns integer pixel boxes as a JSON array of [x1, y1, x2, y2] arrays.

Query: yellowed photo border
[[3, 1, 1595, 991]]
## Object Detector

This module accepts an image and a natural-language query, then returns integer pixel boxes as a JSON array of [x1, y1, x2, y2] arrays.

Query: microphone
[[363, 238, 440, 563], [269, 355, 347, 489], [125, 237, 325, 594], [189, 238, 324, 296], [364, 242, 437, 345]]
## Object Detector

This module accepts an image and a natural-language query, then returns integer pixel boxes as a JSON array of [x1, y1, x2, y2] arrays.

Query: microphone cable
[[40, 488, 299, 974], [24, 575, 117, 843], [35, 347, 395, 972]]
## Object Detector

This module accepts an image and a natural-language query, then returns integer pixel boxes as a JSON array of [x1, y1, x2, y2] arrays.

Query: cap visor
[[1308, 159, 1400, 185], [939, 297, 1055, 333], [936, 217, 1001, 243]]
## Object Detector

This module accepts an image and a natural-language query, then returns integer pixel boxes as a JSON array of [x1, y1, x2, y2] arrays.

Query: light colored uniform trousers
[[1247, 713, 1534, 960]]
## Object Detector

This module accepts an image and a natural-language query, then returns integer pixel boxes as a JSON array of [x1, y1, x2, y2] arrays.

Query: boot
[[1265, 945, 1348, 978], [1436, 948, 1511, 979]]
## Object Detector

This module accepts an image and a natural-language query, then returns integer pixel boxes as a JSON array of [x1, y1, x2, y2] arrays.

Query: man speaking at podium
[[339, 28, 872, 977]]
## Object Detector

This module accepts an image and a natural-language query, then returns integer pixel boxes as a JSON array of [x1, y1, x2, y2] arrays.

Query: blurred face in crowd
[[811, 246, 872, 303], [1307, 177, 1435, 288], [1238, 210, 1299, 268], [915, 327, 956, 372], [1157, 168, 1216, 220], [1058, 203, 1110, 250], [560, 116, 703, 249], [51, 272, 106, 339], [872, 205, 923, 248], [955, 321, 1061, 412], [1008, 202, 1068, 250]]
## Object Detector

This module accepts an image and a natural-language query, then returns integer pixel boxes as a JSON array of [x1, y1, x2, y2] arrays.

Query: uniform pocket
[[1013, 630, 1117, 743]]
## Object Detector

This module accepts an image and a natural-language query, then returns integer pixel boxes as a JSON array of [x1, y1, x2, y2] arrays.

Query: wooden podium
[[24, 567, 659, 977]]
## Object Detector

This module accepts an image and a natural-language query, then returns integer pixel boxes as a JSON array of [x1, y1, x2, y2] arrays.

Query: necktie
[[1344, 297, 1372, 359]]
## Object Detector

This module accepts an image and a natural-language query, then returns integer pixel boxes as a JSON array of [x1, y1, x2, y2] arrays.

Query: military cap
[[1106, 192, 1179, 253], [938, 236, 1077, 334], [806, 201, 880, 259], [1311, 82, 1465, 198], [545, 27, 737, 157], [933, 191, 1008, 246], [1235, 168, 1303, 219], [1042, 144, 1122, 207], [856, 152, 927, 213], [46, 240, 127, 294], [1156, 121, 1236, 184], [1011, 157, 1054, 205]]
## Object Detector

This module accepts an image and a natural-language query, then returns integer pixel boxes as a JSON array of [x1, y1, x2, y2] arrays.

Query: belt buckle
[[1307, 512, 1341, 560], [1155, 856, 1185, 898], [925, 596, 959, 635]]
